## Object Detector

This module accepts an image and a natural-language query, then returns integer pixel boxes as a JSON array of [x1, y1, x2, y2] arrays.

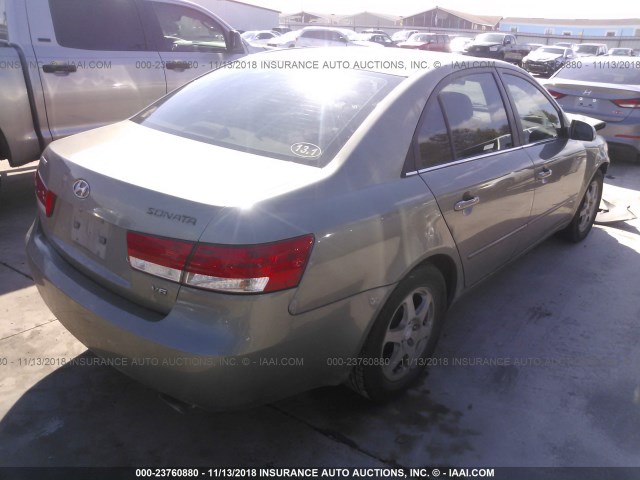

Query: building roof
[[404, 7, 501, 27], [280, 11, 333, 20], [502, 17, 640, 26], [342, 11, 402, 22]]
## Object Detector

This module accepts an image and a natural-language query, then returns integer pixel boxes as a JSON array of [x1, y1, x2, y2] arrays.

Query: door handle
[[537, 168, 553, 179], [454, 196, 480, 211], [165, 60, 192, 70], [42, 63, 77, 74]]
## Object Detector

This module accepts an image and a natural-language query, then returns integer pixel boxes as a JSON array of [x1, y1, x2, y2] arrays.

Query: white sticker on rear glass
[[291, 142, 322, 159]]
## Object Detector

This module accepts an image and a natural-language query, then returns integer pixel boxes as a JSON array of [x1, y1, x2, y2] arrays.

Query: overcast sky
[[247, 0, 638, 20]]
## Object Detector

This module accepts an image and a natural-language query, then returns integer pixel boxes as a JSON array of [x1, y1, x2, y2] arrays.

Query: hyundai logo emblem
[[583, 90, 592, 96], [72, 179, 90, 199]]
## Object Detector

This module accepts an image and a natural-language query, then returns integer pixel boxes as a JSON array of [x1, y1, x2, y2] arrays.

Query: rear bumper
[[560, 104, 640, 159], [26, 219, 391, 410], [599, 124, 640, 159], [606, 141, 640, 161]]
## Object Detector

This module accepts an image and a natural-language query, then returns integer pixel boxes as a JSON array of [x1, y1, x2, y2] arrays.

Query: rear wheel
[[562, 170, 603, 242], [349, 264, 447, 402]]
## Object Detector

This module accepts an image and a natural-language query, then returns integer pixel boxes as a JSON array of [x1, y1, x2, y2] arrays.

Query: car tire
[[562, 169, 603, 242], [348, 264, 447, 402]]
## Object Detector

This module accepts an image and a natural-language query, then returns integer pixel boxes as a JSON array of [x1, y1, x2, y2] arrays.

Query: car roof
[[300, 26, 353, 34]]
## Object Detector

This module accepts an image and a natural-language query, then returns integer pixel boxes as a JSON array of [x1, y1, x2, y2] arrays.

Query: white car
[[391, 30, 419, 42], [265, 30, 301, 49], [241, 30, 278, 47], [295, 27, 382, 48]]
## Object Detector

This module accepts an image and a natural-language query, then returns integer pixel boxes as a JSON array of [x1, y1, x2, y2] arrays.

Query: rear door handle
[[454, 196, 480, 211], [42, 63, 77, 74], [537, 168, 553, 179], [165, 60, 192, 70]]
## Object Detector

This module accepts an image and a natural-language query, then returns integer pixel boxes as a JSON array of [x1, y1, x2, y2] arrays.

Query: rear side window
[[0, 0, 7, 40], [416, 101, 453, 169], [504, 74, 561, 144], [302, 30, 323, 40], [49, 0, 146, 50], [132, 67, 401, 167], [439, 73, 513, 161], [415, 72, 514, 169]]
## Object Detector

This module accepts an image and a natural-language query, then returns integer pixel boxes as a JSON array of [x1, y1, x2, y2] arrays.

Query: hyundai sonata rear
[[26, 52, 411, 409]]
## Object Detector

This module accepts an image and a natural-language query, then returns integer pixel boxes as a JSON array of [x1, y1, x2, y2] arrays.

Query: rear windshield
[[540, 47, 565, 55], [575, 45, 601, 54], [409, 34, 435, 42], [554, 60, 640, 84], [132, 66, 400, 167]]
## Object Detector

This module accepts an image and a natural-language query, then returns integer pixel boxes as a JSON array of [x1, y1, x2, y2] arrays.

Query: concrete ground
[[1, 156, 639, 469]]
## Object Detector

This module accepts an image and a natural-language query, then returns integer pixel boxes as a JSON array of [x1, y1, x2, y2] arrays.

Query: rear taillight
[[127, 232, 193, 282], [612, 98, 640, 108], [546, 89, 566, 99], [35, 169, 56, 217], [126, 232, 314, 294], [185, 235, 315, 293]]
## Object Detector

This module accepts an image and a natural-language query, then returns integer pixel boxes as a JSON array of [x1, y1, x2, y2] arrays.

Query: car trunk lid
[[38, 121, 322, 314], [545, 80, 640, 122]]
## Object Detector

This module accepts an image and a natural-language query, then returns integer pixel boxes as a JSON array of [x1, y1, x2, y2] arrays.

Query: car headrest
[[439, 91, 474, 128]]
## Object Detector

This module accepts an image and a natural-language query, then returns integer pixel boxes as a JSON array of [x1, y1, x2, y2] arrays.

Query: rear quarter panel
[[197, 67, 463, 316]]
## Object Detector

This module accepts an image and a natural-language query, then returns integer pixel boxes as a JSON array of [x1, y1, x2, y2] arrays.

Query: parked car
[[241, 30, 278, 47], [354, 32, 395, 47], [397, 33, 450, 52], [607, 48, 635, 56], [241, 30, 278, 42], [265, 30, 300, 49], [295, 27, 382, 48], [574, 43, 608, 56], [543, 57, 640, 161], [449, 36, 472, 53], [554, 42, 575, 49], [522, 46, 575, 77], [0, 0, 248, 170], [360, 29, 388, 35], [391, 30, 419, 42], [463, 33, 531, 64], [272, 27, 292, 35], [27, 48, 609, 410]]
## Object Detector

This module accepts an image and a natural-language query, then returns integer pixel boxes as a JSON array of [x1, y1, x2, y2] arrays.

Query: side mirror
[[570, 119, 596, 142], [227, 30, 245, 53]]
